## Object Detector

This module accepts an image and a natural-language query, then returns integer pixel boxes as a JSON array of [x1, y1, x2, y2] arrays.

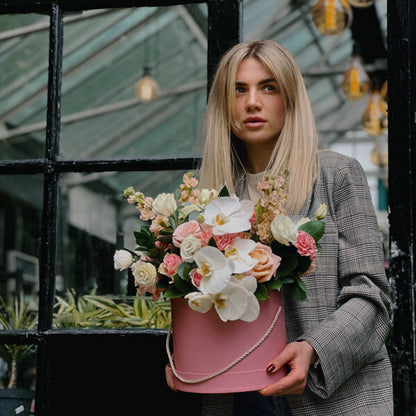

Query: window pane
[[0, 174, 42, 303], [60, 7, 207, 160], [0, 14, 49, 160], [54, 169, 192, 329]]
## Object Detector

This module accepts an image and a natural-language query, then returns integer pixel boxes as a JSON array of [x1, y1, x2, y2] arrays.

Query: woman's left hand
[[259, 341, 316, 396]]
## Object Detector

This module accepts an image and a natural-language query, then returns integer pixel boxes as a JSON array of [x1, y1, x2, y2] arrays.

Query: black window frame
[[0, 1, 242, 414]]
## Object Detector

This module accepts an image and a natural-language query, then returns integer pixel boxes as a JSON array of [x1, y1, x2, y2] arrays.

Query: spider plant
[[0, 293, 37, 389], [53, 289, 171, 329]]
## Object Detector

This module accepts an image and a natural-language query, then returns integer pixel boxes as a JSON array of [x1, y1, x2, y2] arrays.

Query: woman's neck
[[244, 142, 275, 174]]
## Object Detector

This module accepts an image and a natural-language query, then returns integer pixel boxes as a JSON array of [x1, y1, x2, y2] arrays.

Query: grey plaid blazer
[[202, 151, 393, 416]]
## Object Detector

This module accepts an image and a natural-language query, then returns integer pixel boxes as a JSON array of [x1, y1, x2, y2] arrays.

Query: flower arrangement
[[114, 172, 326, 323]]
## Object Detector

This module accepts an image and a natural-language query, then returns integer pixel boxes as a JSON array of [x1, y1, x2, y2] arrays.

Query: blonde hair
[[199, 40, 319, 214]]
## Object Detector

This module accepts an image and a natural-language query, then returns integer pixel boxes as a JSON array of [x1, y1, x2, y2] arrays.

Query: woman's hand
[[165, 364, 178, 392], [259, 341, 316, 396]]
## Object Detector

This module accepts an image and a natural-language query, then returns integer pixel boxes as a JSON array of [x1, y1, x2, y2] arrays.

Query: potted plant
[[0, 292, 37, 416]]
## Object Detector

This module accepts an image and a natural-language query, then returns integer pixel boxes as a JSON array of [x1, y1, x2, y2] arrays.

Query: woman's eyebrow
[[235, 78, 277, 86]]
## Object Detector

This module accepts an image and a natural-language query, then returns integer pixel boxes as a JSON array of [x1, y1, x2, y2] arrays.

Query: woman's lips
[[243, 117, 266, 128]]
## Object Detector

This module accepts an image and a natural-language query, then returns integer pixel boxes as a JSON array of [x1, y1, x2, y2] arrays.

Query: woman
[[168, 40, 393, 415]]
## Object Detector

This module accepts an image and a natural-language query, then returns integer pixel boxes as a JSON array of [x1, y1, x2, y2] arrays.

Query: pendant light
[[312, 0, 352, 36], [135, 66, 159, 102], [360, 80, 387, 137], [347, 0, 375, 8], [341, 46, 370, 100]]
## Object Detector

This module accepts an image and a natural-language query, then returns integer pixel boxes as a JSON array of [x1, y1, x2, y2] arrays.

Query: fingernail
[[267, 364, 275, 373]]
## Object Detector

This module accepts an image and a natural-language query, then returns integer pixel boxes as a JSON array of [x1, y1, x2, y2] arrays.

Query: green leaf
[[208, 236, 218, 248], [266, 278, 283, 291], [289, 275, 308, 301], [164, 286, 185, 299], [298, 220, 325, 243], [254, 284, 269, 301], [172, 273, 194, 294], [177, 262, 194, 282], [218, 184, 230, 197], [274, 252, 299, 278]]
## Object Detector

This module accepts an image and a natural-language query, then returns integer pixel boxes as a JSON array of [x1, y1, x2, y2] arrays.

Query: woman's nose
[[246, 89, 262, 111]]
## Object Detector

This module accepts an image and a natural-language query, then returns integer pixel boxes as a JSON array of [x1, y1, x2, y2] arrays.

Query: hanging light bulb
[[135, 66, 159, 102], [341, 52, 370, 100], [312, 0, 352, 36], [361, 84, 388, 137], [347, 0, 375, 8]]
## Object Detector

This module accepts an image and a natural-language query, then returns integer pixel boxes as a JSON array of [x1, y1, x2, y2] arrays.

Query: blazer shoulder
[[318, 150, 365, 179]]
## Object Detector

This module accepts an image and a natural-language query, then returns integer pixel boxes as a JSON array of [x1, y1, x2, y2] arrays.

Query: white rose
[[270, 214, 298, 246], [113, 250, 134, 271], [180, 235, 202, 262], [131, 262, 157, 289], [152, 193, 177, 217]]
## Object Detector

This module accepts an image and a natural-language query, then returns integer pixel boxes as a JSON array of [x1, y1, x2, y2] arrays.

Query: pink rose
[[190, 268, 203, 287], [158, 253, 183, 278], [248, 243, 281, 283], [295, 231, 318, 260], [172, 221, 204, 247]]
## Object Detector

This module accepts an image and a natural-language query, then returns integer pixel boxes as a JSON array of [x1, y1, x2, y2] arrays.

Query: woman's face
[[232, 57, 286, 152]]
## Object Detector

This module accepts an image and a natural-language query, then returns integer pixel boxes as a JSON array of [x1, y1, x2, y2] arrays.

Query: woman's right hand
[[165, 364, 178, 392]]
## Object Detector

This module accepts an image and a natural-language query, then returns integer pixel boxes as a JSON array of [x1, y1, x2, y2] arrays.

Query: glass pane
[[60, 6, 207, 160], [0, 174, 42, 303], [0, 14, 49, 160], [54, 169, 192, 329]]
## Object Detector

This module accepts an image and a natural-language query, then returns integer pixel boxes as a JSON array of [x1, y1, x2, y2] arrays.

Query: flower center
[[214, 294, 228, 309], [199, 262, 212, 277], [214, 213, 228, 226], [224, 246, 238, 260]]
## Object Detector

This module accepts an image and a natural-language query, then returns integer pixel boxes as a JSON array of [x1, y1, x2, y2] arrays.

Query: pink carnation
[[295, 231, 318, 260], [213, 233, 239, 251], [159, 253, 183, 278]]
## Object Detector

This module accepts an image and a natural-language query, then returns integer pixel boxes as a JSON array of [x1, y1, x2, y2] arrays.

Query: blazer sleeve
[[299, 156, 391, 399]]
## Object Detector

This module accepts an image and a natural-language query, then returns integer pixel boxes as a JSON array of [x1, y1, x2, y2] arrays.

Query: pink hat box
[[167, 290, 287, 394]]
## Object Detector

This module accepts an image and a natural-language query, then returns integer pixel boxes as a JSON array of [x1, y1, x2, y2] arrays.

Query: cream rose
[[180, 235, 202, 262], [131, 262, 157, 289], [152, 193, 177, 217], [270, 214, 298, 246]]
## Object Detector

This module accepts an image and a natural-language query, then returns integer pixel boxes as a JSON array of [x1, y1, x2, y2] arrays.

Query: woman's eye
[[263, 84, 276, 92], [235, 86, 245, 94]]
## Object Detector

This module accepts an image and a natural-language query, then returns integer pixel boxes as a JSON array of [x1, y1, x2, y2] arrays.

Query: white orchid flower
[[193, 246, 234, 294], [203, 197, 254, 235], [230, 274, 257, 293], [213, 281, 259, 322], [185, 292, 213, 313], [224, 238, 258, 274]]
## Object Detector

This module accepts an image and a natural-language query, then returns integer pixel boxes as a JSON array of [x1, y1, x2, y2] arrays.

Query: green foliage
[[0, 293, 38, 389], [53, 289, 171, 330]]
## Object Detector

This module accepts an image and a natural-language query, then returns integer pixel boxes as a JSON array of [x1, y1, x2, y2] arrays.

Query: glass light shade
[[348, 0, 375, 8], [135, 74, 159, 102], [370, 136, 388, 167], [380, 80, 387, 112], [341, 55, 370, 100], [361, 89, 388, 136], [312, 0, 352, 36]]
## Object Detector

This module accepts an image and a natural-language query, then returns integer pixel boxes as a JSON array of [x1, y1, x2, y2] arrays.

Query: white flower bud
[[315, 204, 327, 221]]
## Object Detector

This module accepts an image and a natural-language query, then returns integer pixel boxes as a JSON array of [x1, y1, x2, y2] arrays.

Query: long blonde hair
[[199, 40, 319, 214]]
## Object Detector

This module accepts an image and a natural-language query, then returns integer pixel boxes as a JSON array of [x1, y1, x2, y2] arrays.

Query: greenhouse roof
[[0, 0, 387, 206]]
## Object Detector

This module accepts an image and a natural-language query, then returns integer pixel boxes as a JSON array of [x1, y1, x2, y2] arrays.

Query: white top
[[243, 171, 265, 203]]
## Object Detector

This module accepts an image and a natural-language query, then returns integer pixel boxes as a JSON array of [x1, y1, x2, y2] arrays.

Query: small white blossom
[[270, 214, 298, 246]]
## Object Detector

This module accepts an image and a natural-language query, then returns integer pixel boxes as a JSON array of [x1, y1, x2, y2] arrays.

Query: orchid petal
[[185, 292, 213, 313]]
